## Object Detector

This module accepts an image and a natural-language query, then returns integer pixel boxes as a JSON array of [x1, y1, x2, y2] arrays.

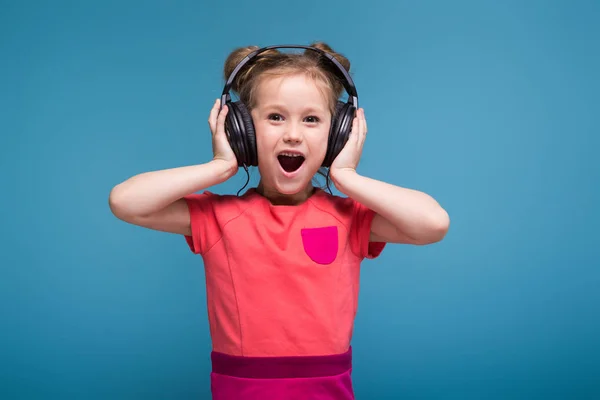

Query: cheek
[[254, 126, 276, 155], [309, 129, 330, 160]]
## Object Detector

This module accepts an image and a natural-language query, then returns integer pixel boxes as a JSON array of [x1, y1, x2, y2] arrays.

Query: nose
[[282, 123, 303, 144]]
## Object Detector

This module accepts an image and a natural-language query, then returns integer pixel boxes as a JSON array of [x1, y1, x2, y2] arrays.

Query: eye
[[268, 113, 284, 121], [304, 116, 320, 123]]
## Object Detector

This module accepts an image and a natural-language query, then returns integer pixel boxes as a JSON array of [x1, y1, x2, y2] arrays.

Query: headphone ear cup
[[224, 101, 246, 166], [323, 101, 355, 168], [225, 101, 257, 167], [234, 102, 258, 166]]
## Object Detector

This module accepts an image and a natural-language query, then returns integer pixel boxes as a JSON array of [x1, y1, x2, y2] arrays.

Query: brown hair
[[223, 42, 351, 115]]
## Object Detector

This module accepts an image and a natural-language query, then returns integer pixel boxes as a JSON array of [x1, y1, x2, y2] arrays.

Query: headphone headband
[[221, 44, 358, 108]]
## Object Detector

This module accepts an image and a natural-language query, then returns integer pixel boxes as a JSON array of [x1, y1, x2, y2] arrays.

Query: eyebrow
[[261, 104, 327, 114]]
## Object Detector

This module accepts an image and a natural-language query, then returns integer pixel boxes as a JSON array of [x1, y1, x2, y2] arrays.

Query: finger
[[351, 115, 360, 144], [208, 99, 220, 133], [216, 104, 228, 137], [357, 109, 366, 148], [353, 109, 362, 133], [361, 109, 367, 135], [356, 108, 364, 134]]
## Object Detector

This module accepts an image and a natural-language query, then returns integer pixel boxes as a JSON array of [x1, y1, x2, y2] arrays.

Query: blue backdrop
[[1, 0, 599, 398]]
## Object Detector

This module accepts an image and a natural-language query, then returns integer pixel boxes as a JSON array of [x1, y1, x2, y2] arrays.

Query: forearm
[[109, 160, 236, 217], [331, 170, 449, 242]]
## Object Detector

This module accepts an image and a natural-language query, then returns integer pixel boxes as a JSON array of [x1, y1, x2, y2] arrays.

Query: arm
[[329, 108, 449, 245], [109, 99, 237, 235], [331, 171, 449, 245], [108, 160, 236, 235]]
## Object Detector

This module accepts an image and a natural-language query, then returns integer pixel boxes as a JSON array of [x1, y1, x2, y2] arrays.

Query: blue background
[[1, 0, 599, 398]]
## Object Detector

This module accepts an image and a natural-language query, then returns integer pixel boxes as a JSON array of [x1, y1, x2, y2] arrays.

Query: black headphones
[[220, 44, 358, 168]]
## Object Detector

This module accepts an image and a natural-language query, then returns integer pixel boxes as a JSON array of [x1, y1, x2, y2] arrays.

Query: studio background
[[1, 1, 598, 399]]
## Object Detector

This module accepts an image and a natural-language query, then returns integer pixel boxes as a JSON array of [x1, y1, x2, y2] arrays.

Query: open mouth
[[277, 152, 305, 173]]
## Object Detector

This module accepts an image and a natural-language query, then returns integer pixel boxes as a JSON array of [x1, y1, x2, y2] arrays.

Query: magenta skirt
[[210, 347, 355, 399]]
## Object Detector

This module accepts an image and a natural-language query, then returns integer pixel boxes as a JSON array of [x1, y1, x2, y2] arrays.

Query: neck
[[256, 182, 315, 206]]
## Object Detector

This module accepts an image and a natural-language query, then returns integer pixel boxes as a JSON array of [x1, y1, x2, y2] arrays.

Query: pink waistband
[[211, 347, 353, 379]]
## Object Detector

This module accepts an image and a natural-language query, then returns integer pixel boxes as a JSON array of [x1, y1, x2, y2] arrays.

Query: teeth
[[279, 152, 302, 157]]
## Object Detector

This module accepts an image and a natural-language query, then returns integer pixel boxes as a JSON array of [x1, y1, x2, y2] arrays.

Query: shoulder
[[307, 190, 363, 222], [184, 189, 258, 221], [307, 189, 384, 259], [186, 189, 256, 205]]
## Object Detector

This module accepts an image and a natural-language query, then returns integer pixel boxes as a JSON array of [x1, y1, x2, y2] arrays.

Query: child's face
[[251, 74, 332, 197]]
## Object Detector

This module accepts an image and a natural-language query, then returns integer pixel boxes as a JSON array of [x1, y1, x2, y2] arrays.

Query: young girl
[[109, 42, 449, 399]]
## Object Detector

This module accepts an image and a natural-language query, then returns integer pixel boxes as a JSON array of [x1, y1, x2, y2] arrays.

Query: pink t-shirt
[[183, 188, 385, 357]]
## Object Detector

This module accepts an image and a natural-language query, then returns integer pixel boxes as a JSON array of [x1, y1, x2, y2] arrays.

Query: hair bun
[[223, 46, 282, 92], [306, 42, 351, 72]]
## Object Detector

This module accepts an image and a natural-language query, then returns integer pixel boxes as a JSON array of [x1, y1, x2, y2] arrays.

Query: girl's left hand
[[330, 108, 367, 175]]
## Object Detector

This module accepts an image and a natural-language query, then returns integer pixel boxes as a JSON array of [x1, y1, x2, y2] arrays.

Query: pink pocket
[[301, 226, 338, 265]]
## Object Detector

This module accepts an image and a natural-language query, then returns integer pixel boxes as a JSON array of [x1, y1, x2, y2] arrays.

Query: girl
[[109, 42, 449, 399]]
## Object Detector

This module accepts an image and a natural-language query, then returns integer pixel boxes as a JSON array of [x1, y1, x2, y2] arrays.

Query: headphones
[[220, 44, 358, 168]]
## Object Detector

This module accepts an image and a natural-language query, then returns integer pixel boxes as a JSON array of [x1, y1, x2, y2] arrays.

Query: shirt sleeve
[[183, 191, 221, 255], [350, 200, 386, 259]]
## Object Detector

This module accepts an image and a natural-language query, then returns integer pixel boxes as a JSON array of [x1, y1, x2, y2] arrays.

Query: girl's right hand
[[209, 98, 238, 171]]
